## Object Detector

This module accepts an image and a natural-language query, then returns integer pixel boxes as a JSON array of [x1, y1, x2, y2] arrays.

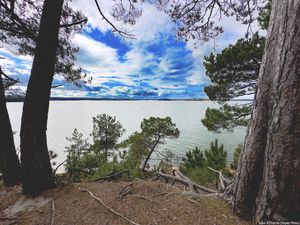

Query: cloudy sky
[[0, 0, 259, 99]]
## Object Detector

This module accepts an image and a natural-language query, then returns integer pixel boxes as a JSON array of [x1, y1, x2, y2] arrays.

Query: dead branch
[[80, 188, 141, 225], [173, 169, 197, 192], [157, 172, 217, 194], [50, 201, 55, 225], [89, 170, 130, 182], [207, 167, 232, 191]]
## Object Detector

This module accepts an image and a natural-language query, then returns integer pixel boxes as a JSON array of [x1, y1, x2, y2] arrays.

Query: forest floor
[[0, 180, 253, 225]]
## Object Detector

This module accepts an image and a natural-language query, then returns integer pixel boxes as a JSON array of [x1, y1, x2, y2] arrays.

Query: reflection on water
[[7, 100, 248, 167]]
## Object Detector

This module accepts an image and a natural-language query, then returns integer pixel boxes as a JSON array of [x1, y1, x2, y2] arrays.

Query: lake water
[[7, 100, 248, 167]]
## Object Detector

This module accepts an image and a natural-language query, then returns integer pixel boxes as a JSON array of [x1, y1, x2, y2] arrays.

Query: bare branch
[[94, 0, 135, 39], [80, 188, 141, 225], [59, 18, 87, 28]]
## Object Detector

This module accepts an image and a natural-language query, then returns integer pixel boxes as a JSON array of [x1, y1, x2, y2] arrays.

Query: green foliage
[[0, 0, 87, 83], [180, 147, 205, 173], [204, 139, 227, 171], [141, 116, 180, 140], [64, 116, 180, 181], [180, 140, 227, 186], [140, 116, 180, 170], [230, 144, 242, 169], [204, 33, 264, 102], [91, 113, 125, 161], [119, 117, 180, 172], [203, 33, 265, 132], [202, 104, 251, 133], [187, 167, 215, 185], [158, 149, 180, 172], [120, 132, 151, 168], [65, 129, 90, 181], [202, 2, 272, 133]]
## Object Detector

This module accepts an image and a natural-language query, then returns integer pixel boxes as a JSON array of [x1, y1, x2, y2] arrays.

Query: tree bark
[[142, 135, 160, 171], [0, 73, 21, 186], [232, 0, 300, 223], [20, 0, 64, 196]]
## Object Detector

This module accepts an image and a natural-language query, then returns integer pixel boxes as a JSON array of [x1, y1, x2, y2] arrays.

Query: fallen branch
[[157, 172, 217, 194], [208, 167, 232, 191], [89, 170, 130, 182], [173, 169, 197, 192], [80, 188, 140, 225], [50, 201, 55, 225]]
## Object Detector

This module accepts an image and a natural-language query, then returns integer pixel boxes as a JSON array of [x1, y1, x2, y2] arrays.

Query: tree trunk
[[142, 135, 160, 171], [20, 0, 64, 196], [0, 73, 21, 186], [232, 0, 300, 223]]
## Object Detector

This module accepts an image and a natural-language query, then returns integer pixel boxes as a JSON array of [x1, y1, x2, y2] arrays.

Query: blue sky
[[0, 1, 258, 99]]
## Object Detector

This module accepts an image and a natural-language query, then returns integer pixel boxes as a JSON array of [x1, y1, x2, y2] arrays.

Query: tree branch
[[80, 188, 141, 225], [94, 0, 135, 39], [59, 18, 87, 28]]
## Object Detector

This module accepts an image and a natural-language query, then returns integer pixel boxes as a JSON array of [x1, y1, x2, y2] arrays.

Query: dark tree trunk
[[0, 73, 21, 186], [142, 135, 160, 171], [232, 0, 300, 223], [20, 0, 64, 196]]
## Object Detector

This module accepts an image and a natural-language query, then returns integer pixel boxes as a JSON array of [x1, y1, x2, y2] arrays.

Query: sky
[[0, 0, 259, 99]]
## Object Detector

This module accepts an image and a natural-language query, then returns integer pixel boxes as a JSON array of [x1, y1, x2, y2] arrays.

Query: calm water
[[7, 100, 248, 167]]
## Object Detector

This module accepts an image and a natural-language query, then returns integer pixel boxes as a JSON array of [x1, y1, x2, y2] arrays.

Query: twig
[[50, 201, 55, 225], [80, 188, 141, 225]]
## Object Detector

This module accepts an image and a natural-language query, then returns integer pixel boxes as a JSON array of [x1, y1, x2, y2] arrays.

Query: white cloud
[[73, 33, 119, 71]]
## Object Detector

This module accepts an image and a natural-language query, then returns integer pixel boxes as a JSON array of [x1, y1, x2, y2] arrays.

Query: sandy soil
[[0, 180, 253, 225]]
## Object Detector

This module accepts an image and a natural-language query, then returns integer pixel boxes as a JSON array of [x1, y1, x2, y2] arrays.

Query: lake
[[7, 100, 248, 168]]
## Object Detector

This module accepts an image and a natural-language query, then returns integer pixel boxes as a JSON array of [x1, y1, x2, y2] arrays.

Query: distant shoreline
[[6, 97, 253, 102]]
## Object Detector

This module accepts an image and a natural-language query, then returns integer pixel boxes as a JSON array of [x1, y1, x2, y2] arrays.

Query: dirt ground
[[0, 180, 253, 225]]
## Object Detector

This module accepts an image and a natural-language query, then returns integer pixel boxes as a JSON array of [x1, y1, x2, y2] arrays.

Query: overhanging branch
[[94, 0, 135, 39]]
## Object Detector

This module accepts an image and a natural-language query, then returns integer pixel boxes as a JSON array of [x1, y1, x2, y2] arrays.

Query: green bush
[[180, 147, 205, 174], [180, 139, 227, 187]]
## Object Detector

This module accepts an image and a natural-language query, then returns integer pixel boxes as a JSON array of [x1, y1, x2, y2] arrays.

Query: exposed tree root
[[157, 172, 217, 194], [50, 201, 55, 225], [80, 188, 141, 225]]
